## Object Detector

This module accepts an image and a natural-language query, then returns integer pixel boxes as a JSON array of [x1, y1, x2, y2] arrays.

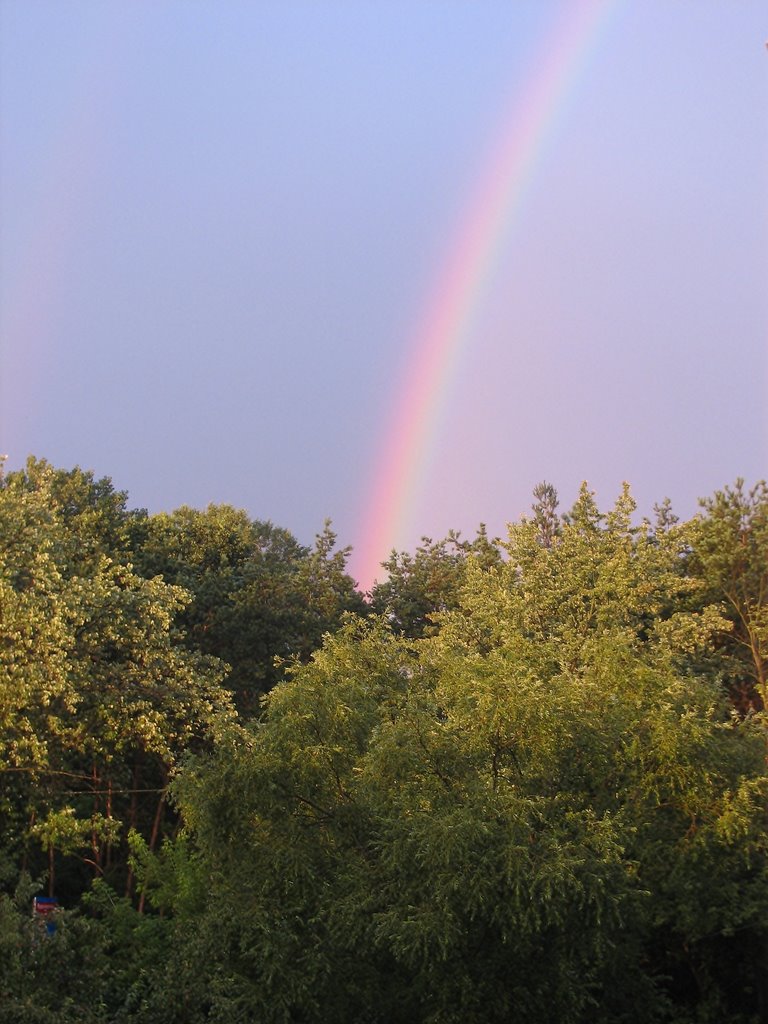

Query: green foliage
[[153, 484, 767, 1023], [370, 525, 502, 637], [0, 467, 235, 903], [0, 878, 175, 1023], [684, 480, 768, 710], [3, 456, 146, 574], [135, 508, 365, 711], [3, 461, 767, 1021]]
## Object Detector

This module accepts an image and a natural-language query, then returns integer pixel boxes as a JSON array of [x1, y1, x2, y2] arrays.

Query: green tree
[[156, 487, 767, 1023], [0, 876, 176, 1023], [530, 480, 561, 548], [3, 456, 146, 574], [0, 472, 234, 904], [685, 480, 768, 711], [370, 525, 502, 638], [135, 506, 365, 712]]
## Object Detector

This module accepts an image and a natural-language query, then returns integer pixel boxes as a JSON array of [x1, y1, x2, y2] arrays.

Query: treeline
[[0, 457, 766, 1023]]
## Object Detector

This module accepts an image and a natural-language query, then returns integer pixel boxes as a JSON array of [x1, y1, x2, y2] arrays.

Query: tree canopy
[[1, 459, 766, 1023]]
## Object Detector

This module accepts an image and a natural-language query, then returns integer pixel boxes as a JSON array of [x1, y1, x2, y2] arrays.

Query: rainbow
[[352, 0, 618, 591]]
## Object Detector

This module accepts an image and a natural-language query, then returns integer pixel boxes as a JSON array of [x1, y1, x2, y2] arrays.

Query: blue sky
[[1, 1, 766, 585]]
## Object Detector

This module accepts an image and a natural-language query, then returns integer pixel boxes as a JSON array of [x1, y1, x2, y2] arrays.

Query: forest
[[1, 456, 766, 1023]]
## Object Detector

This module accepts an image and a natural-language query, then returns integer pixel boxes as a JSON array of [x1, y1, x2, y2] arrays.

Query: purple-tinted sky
[[1, 0, 766, 585]]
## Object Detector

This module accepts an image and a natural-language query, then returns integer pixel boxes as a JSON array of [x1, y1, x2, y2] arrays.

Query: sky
[[1, 0, 766, 590]]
